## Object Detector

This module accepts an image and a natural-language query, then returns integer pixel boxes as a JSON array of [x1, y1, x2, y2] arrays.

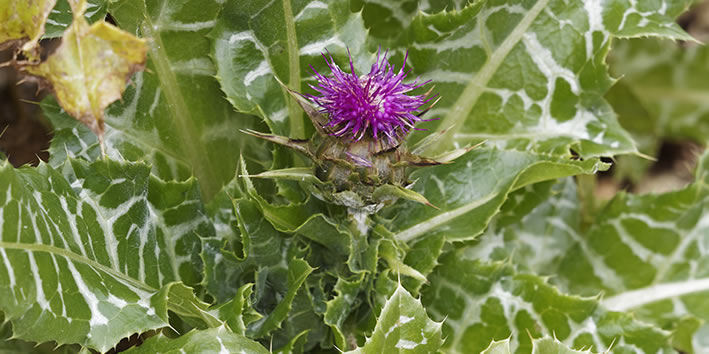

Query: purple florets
[[306, 50, 433, 144]]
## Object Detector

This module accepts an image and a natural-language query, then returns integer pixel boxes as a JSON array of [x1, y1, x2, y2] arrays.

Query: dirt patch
[[0, 49, 51, 167]]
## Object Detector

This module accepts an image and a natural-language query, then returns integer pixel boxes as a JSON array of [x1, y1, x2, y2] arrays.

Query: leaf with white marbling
[[347, 284, 443, 354], [210, 0, 369, 138], [422, 253, 672, 353], [372, 0, 692, 158], [0, 158, 218, 352], [46, 0, 270, 200], [381, 148, 607, 243], [124, 325, 269, 353], [470, 151, 709, 352]]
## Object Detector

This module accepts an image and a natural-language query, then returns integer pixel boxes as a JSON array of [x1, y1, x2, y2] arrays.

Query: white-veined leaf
[[381, 148, 608, 243], [346, 284, 443, 354], [0, 158, 218, 351], [470, 150, 709, 352], [376, 0, 693, 157], [124, 325, 269, 353], [45, 0, 271, 200], [422, 254, 672, 353]]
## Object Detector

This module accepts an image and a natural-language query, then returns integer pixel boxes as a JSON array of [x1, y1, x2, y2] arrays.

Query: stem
[[141, 19, 219, 199], [282, 0, 304, 139]]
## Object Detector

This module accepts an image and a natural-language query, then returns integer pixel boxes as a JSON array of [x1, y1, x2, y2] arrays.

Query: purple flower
[[306, 50, 434, 144]]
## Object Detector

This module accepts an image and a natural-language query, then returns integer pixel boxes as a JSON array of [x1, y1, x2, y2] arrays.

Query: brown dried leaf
[[21, 0, 147, 148], [0, 0, 56, 52]]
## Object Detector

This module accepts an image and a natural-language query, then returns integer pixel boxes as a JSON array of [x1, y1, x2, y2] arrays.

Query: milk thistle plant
[[1, 0, 708, 353], [245, 50, 462, 216]]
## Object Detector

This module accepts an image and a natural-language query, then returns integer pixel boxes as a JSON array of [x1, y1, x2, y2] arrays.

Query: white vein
[[603, 277, 709, 311], [548, 217, 626, 291], [270, 107, 289, 122], [66, 259, 109, 326], [300, 37, 346, 56], [216, 334, 229, 354], [160, 20, 216, 32], [294, 1, 328, 21], [0, 249, 15, 294], [583, 0, 609, 60], [59, 196, 87, 257], [170, 58, 215, 76], [149, 87, 162, 116], [413, 27, 482, 53], [250, 0, 276, 20], [50, 254, 68, 318], [420, 69, 474, 84], [244, 60, 271, 86], [522, 32, 579, 94], [609, 219, 654, 261], [395, 192, 497, 242], [28, 251, 50, 310]]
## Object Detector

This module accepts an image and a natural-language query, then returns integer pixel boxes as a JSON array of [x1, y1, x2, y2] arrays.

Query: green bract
[[0, 0, 707, 353]]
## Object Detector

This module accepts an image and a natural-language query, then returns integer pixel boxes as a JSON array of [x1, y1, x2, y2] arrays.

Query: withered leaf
[[22, 0, 147, 150], [0, 0, 56, 52]]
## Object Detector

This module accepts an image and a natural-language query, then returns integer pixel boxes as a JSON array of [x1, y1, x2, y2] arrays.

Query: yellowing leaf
[[22, 0, 146, 148], [0, 0, 56, 51]]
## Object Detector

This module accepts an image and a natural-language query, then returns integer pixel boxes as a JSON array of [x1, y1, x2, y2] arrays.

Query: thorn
[[424, 200, 440, 210]]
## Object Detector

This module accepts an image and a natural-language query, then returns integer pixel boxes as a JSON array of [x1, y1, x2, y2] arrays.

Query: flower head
[[306, 50, 433, 144]]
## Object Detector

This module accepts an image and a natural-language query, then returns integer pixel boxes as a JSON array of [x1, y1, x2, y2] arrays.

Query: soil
[[0, 48, 51, 167]]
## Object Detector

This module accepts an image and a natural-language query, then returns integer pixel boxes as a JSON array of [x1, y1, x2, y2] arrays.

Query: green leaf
[[465, 150, 709, 352], [44, 0, 108, 38], [0, 312, 83, 354], [564, 168, 709, 348], [531, 337, 593, 354], [369, 0, 691, 157], [0, 159, 216, 351], [383, 148, 607, 243], [164, 283, 220, 329], [401, 234, 445, 295], [272, 287, 329, 352], [123, 325, 269, 353], [248, 258, 314, 338], [238, 158, 358, 259], [608, 38, 709, 149], [201, 194, 294, 305], [275, 330, 309, 354], [202, 181, 321, 347], [422, 253, 672, 354], [481, 339, 511, 354], [324, 275, 366, 350], [46, 0, 271, 200], [214, 283, 261, 335], [481, 337, 595, 354], [346, 284, 443, 354], [210, 0, 368, 138], [352, 0, 468, 41], [465, 178, 578, 273]]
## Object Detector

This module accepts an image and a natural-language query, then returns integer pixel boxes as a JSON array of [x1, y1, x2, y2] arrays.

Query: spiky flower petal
[[307, 50, 433, 144]]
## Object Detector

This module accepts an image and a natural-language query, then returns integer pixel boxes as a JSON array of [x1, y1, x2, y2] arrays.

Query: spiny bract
[[245, 50, 475, 214]]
